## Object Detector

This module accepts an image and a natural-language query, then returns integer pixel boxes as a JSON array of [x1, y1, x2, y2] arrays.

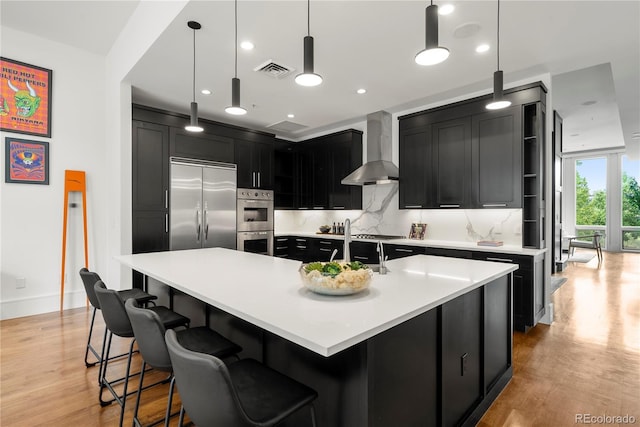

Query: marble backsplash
[[275, 183, 523, 246]]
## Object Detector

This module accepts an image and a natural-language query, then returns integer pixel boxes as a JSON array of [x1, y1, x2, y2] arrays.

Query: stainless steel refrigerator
[[170, 158, 237, 250]]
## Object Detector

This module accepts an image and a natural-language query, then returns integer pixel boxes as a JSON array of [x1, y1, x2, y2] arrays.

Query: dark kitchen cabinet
[[432, 117, 472, 208], [170, 128, 234, 163], [132, 121, 169, 213], [349, 241, 379, 264], [522, 102, 546, 249], [472, 251, 544, 332], [399, 126, 432, 209], [385, 244, 425, 260], [316, 238, 343, 261], [132, 120, 170, 288], [471, 106, 522, 208], [274, 141, 297, 209], [441, 287, 482, 427], [274, 236, 291, 258], [288, 129, 362, 209], [235, 139, 274, 190]]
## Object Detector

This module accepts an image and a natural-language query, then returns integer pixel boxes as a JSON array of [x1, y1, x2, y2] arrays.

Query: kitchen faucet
[[343, 218, 351, 263]]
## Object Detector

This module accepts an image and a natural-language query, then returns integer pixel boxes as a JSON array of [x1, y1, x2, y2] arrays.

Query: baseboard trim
[[1, 290, 87, 320]]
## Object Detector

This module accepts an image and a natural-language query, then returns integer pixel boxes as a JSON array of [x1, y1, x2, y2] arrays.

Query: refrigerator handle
[[252, 172, 256, 188], [164, 190, 168, 209], [196, 208, 201, 242], [258, 172, 261, 188], [204, 204, 209, 240], [165, 214, 168, 233]]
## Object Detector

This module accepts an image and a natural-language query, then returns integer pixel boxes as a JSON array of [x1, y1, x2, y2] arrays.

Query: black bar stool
[[125, 299, 242, 427], [94, 280, 189, 427], [166, 329, 318, 427]]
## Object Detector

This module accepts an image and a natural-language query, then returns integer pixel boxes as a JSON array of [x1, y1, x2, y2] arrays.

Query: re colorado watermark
[[576, 414, 637, 424]]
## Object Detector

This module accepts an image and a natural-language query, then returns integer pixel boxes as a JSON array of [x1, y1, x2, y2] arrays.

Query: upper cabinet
[[235, 139, 274, 190], [398, 82, 547, 248], [170, 128, 234, 163], [471, 106, 522, 208], [274, 129, 363, 210]]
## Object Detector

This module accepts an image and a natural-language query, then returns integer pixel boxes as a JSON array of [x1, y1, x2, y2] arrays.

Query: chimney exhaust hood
[[341, 111, 399, 186]]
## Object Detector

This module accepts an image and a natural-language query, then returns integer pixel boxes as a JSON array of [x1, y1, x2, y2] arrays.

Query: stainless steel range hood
[[341, 111, 399, 186]]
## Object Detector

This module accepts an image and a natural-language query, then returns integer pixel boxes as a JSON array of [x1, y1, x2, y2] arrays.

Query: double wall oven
[[236, 188, 274, 256]]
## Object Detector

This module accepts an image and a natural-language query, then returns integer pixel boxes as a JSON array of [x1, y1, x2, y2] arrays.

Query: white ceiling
[[2, 1, 639, 155]]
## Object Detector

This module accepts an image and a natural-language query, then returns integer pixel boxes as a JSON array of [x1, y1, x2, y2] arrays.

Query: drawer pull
[[486, 257, 513, 263], [333, 206, 345, 209], [395, 248, 413, 253], [440, 204, 460, 208], [319, 241, 333, 245], [313, 207, 324, 210], [483, 203, 507, 207], [276, 238, 288, 242], [319, 248, 331, 252], [295, 238, 306, 242], [296, 245, 307, 249], [405, 205, 423, 208], [276, 246, 288, 250], [354, 256, 368, 260]]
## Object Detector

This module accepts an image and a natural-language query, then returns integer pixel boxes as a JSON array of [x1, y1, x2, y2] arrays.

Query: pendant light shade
[[295, 0, 323, 87], [415, 2, 449, 66], [486, 0, 511, 110], [185, 21, 203, 132], [226, 0, 247, 116]]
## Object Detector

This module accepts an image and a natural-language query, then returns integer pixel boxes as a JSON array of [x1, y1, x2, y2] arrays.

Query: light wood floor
[[1, 251, 638, 426]]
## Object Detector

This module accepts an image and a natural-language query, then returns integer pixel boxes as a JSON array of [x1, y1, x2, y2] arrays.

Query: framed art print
[[5, 137, 49, 185], [0, 57, 52, 138]]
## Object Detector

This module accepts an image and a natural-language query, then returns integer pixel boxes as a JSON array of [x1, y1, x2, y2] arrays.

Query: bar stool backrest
[[125, 299, 172, 371], [165, 329, 251, 426], [94, 281, 133, 338], [79, 268, 102, 309]]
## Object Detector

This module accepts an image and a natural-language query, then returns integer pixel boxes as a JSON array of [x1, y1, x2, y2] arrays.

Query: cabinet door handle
[[486, 257, 514, 263], [405, 205, 423, 208], [483, 203, 507, 207], [333, 206, 345, 209], [313, 207, 324, 210], [440, 204, 461, 208], [257, 171, 261, 188], [252, 172, 256, 187], [395, 248, 413, 253], [165, 214, 168, 233], [165, 190, 168, 209]]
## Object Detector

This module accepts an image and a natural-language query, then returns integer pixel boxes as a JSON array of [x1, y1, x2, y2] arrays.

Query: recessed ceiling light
[[287, 114, 295, 118], [475, 44, 490, 53], [240, 41, 254, 50], [356, 88, 367, 94], [439, 4, 455, 15], [201, 89, 212, 95]]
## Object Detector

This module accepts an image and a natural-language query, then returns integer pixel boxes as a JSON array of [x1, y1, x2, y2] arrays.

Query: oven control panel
[[237, 188, 273, 200]]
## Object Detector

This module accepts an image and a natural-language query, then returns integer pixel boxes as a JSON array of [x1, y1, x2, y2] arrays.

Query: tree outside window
[[622, 156, 640, 250]]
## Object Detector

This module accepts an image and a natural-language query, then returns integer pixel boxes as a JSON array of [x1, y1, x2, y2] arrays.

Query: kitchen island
[[117, 248, 516, 426]]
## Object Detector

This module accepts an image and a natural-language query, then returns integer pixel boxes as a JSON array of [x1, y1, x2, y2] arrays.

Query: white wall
[[0, 28, 108, 318]]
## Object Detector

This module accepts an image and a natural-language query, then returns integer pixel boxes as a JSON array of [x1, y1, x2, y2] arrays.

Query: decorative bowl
[[299, 261, 373, 295], [318, 225, 331, 234]]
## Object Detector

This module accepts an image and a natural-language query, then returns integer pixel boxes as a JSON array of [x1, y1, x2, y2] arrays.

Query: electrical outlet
[[16, 277, 26, 289], [493, 222, 502, 235]]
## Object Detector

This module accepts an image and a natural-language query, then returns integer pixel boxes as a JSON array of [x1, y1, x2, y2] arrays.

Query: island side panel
[[264, 332, 369, 427], [484, 274, 511, 391], [367, 307, 438, 426]]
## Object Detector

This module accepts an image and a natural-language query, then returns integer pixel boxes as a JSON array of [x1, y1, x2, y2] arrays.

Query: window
[[622, 155, 640, 251], [575, 158, 607, 247]]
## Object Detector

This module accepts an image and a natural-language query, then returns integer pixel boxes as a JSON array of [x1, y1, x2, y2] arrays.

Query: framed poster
[[409, 223, 427, 240], [0, 57, 52, 137], [5, 137, 49, 185]]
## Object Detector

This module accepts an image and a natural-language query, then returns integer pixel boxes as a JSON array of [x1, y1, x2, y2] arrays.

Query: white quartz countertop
[[116, 248, 516, 357], [276, 232, 547, 257]]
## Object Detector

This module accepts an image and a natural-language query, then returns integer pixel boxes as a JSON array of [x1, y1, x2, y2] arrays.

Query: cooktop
[[352, 234, 406, 240]]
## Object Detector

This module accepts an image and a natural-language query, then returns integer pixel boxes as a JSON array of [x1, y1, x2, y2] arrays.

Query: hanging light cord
[[307, 0, 310, 36], [192, 28, 196, 102], [496, 0, 501, 71], [234, 0, 238, 78]]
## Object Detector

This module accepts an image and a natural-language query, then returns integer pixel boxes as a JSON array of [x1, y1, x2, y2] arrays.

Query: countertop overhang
[[116, 248, 517, 357]]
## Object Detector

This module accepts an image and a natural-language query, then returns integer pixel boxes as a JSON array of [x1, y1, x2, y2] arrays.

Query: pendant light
[[225, 0, 247, 115], [295, 0, 323, 87], [486, 0, 511, 110], [185, 21, 204, 132], [415, 1, 449, 66]]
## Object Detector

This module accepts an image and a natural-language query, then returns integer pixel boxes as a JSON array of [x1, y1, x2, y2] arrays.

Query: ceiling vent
[[267, 120, 308, 133], [254, 60, 295, 79]]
